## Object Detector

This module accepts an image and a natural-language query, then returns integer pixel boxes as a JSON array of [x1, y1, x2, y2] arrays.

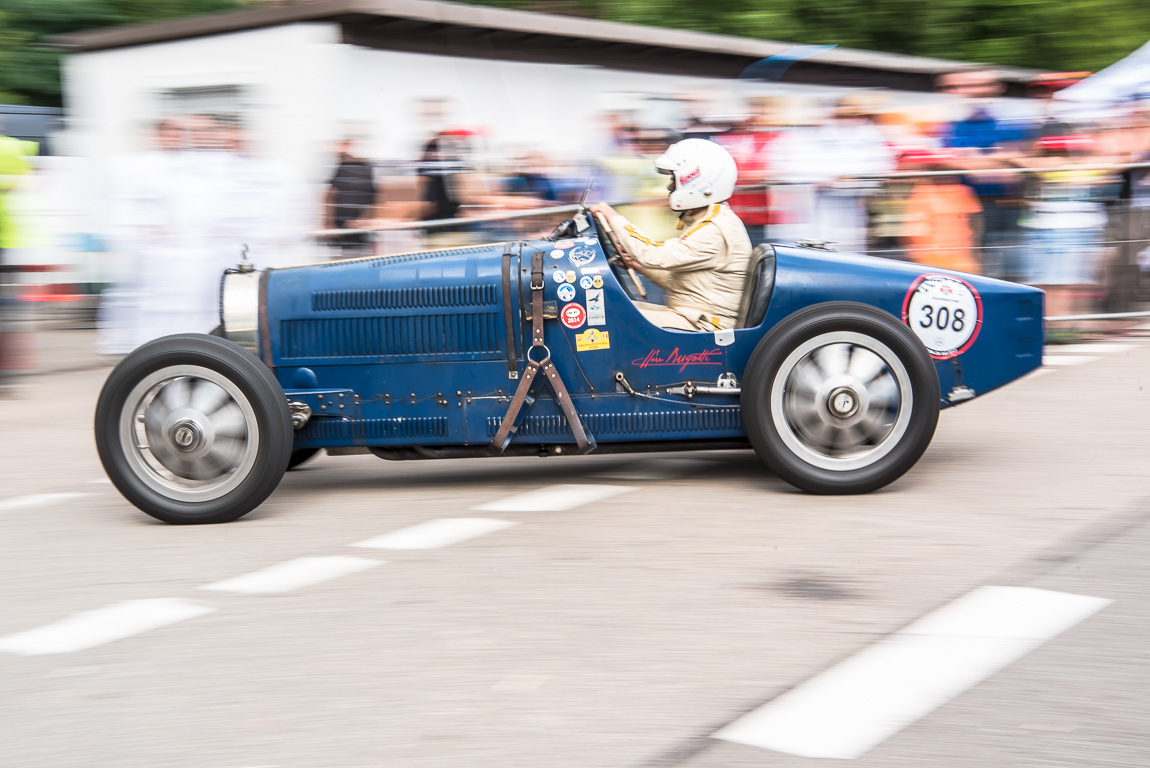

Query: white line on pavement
[[1043, 356, 1100, 366], [713, 586, 1111, 760], [0, 492, 87, 512], [472, 484, 634, 512], [350, 518, 517, 550], [0, 598, 214, 656], [1056, 343, 1140, 354], [199, 556, 381, 595]]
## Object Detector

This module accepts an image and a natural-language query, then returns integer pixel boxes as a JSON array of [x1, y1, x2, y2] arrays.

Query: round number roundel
[[560, 302, 587, 329], [901, 274, 982, 359]]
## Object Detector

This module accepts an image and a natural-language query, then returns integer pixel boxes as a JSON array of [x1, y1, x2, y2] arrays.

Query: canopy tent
[[1054, 39, 1150, 118]]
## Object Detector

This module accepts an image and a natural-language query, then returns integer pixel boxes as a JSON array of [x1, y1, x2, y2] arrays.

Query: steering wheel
[[546, 218, 577, 241], [591, 211, 647, 301]]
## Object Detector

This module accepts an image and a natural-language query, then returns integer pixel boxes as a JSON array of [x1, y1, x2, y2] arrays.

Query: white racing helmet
[[655, 138, 738, 211]]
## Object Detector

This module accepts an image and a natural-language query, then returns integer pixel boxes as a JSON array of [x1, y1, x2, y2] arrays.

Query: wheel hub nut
[[829, 388, 858, 418], [172, 421, 202, 451]]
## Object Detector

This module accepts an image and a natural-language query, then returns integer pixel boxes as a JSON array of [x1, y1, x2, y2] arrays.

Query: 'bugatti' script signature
[[632, 348, 722, 372]]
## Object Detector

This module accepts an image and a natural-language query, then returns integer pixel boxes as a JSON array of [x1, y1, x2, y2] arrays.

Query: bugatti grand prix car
[[95, 211, 1044, 524]]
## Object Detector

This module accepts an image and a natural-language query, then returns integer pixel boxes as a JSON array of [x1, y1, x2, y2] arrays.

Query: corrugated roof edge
[[45, 0, 1037, 81]]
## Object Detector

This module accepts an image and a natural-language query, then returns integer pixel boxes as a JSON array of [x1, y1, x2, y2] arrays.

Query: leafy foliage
[[1, 0, 1147, 105], [0, 0, 240, 105], [478, 0, 1150, 74]]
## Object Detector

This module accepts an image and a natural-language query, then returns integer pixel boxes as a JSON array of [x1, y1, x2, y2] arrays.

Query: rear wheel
[[742, 303, 939, 494], [95, 334, 292, 524]]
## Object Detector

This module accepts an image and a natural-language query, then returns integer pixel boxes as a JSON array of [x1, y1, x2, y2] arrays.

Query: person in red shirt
[[716, 96, 784, 245]]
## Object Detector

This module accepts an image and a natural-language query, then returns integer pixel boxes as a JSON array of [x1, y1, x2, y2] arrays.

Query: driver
[[590, 138, 752, 331]]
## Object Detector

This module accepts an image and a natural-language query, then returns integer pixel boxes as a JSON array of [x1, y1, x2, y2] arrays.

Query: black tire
[[742, 302, 939, 494], [287, 448, 321, 470], [95, 334, 293, 524]]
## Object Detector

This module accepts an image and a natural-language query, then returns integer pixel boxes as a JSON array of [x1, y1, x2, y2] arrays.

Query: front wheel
[[742, 303, 940, 494], [95, 334, 293, 524]]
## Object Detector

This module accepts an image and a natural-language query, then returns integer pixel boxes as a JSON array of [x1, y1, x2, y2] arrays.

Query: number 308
[[920, 305, 965, 332]]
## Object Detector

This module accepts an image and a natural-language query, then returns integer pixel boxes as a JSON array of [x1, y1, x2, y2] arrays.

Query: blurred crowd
[[324, 71, 1150, 319], [97, 114, 313, 354], [5, 65, 1150, 374]]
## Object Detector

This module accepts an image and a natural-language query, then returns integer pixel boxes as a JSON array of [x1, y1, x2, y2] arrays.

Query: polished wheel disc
[[118, 364, 260, 502], [770, 331, 912, 471]]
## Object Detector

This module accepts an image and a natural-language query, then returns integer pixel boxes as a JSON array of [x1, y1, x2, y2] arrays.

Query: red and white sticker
[[560, 302, 586, 329], [901, 274, 982, 359]]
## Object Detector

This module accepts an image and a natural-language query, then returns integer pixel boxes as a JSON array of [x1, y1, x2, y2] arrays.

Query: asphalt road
[[0, 334, 1148, 767]]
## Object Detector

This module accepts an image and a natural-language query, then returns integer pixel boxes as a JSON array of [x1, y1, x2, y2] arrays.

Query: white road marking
[[0, 598, 214, 656], [1057, 343, 1139, 354], [1043, 355, 1100, 366], [200, 556, 381, 594], [351, 518, 517, 550], [713, 586, 1111, 760], [0, 492, 87, 512], [472, 484, 634, 512]]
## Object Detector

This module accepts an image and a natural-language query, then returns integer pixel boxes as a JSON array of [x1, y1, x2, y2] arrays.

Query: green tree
[[2, 0, 1148, 105], [476, 0, 1150, 74], [0, 0, 240, 106]]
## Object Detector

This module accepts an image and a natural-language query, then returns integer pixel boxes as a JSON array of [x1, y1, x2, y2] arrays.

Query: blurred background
[[0, 0, 1149, 376], [3, 6, 1150, 765]]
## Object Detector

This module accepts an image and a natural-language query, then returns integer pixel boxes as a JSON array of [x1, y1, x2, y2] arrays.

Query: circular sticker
[[565, 270, 577, 283], [557, 283, 576, 302], [579, 275, 593, 290], [901, 274, 982, 359], [552, 270, 566, 284], [591, 274, 604, 289], [560, 302, 586, 329], [549, 249, 564, 261]]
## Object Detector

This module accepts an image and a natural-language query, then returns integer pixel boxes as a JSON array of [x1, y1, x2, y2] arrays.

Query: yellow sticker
[[591, 274, 604, 289], [575, 328, 610, 351], [565, 270, 577, 283]]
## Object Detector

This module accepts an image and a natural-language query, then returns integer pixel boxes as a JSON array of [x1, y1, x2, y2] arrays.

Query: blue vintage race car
[[94, 210, 1044, 523]]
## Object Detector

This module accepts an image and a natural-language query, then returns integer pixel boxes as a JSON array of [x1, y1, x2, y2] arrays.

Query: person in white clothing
[[768, 95, 895, 252], [98, 115, 312, 354]]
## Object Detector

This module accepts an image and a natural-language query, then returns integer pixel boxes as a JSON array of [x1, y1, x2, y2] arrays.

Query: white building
[[53, 0, 1037, 182]]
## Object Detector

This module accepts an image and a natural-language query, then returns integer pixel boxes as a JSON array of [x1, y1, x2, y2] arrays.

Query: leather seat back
[[736, 244, 777, 328]]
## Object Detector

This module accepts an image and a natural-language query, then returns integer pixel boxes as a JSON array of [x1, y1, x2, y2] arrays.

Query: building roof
[[48, 0, 1037, 93]]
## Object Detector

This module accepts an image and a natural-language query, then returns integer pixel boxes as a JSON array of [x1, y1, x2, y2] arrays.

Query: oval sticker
[[902, 274, 982, 359]]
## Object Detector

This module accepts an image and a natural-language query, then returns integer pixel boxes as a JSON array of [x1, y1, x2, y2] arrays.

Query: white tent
[[1054, 39, 1150, 118]]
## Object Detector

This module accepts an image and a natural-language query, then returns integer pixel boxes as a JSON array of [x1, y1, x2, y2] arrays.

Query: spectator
[[414, 130, 474, 247], [716, 96, 786, 245], [99, 114, 307, 354], [0, 120, 34, 384], [324, 136, 378, 257], [900, 150, 983, 273], [769, 95, 895, 251], [504, 149, 557, 204], [936, 68, 1033, 279], [1016, 134, 1111, 289]]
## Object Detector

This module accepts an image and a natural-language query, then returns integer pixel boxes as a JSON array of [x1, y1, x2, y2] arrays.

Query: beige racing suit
[[608, 202, 753, 331]]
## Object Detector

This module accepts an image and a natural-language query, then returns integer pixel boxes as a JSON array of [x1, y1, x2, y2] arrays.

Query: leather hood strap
[[490, 247, 595, 455]]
